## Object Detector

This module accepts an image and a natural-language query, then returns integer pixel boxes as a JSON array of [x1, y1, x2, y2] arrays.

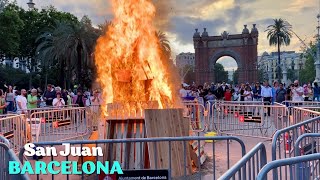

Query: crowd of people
[[179, 80, 320, 105], [0, 84, 102, 115]]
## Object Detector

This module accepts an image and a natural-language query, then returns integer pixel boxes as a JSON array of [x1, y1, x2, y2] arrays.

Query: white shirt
[[261, 86, 273, 98], [179, 88, 188, 98], [292, 86, 304, 102], [244, 91, 253, 101], [16, 95, 27, 113], [53, 98, 65, 107]]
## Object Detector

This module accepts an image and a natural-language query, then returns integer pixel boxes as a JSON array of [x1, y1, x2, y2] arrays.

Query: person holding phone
[[53, 92, 65, 107]]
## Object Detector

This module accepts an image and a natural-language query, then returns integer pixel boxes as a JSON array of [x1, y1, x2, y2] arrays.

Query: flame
[[95, 0, 174, 117]]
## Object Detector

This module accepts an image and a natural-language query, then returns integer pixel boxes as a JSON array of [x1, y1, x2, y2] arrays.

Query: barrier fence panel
[[218, 142, 267, 180], [0, 114, 27, 152], [0, 142, 29, 180], [271, 113, 320, 179], [216, 103, 286, 139], [288, 106, 320, 125], [27, 107, 90, 142], [282, 101, 320, 108], [86, 105, 102, 131], [183, 103, 209, 133], [257, 153, 320, 180], [19, 136, 246, 180]]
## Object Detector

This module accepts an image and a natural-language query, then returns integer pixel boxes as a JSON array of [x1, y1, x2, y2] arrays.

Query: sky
[[16, 0, 320, 70]]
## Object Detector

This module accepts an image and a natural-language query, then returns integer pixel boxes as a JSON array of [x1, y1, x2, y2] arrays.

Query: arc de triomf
[[193, 24, 259, 84]]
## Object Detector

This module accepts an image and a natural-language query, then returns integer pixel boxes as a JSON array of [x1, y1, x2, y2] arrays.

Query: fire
[[95, 0, 175, 117]]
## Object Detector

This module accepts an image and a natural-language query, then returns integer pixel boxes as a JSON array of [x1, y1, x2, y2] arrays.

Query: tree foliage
[[0, 4, 23, 56], [300, 46, 316, 83], [214, 63, 228, 83], [266, 18, 292, 81]]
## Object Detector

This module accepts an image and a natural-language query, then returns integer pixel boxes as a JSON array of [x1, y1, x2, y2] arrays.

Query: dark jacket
[[43, 90, 56, 106]]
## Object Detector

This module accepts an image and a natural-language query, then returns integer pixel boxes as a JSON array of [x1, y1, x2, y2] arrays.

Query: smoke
[[152, 0, 173, 32]]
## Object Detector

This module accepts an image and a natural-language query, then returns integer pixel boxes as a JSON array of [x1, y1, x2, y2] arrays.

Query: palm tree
[[156, 31, 171, 59], [36, 18, 99, 88], [266, 18, 292, 81], [36, 21, 73, 87]]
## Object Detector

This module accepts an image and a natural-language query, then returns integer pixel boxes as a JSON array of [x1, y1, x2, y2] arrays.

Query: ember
[[95, 0, 176, 117]]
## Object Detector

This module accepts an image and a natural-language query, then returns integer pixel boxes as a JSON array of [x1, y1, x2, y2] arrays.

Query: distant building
[[175, 52, 195, 69], [1, 57, 38, 73], [258, 51, 305, 84]]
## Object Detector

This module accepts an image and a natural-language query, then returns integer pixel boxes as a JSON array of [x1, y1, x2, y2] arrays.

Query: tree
[[266, 18, 292, 81], [233, 70, 239, 84], [214, 63, 228, 83], [156, 31, 171, 59], [300, 50, 316, 83], [36, 16, 99, 89], [0, 3, 24, 57]]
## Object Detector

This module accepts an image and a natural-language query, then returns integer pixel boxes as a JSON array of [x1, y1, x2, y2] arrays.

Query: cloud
[[170, 16, 225, 45]]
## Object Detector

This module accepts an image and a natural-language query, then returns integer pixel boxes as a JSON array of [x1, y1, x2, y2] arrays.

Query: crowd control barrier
[[218, 142, 267, 180], [19, 136, 246, 180], [294, 133, 320, 157], [0, 114, 27, 152], [0, 142, 29, 180], [216, 103, 286, 139], [183, 102, 209, 133], [27, 107, 90, 142], [282, 101, 320, 107], [257, 153, 320, 180], [271, 111, 320, 179]]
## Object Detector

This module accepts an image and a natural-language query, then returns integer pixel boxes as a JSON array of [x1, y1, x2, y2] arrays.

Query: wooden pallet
[[103, 119, 149, 169]]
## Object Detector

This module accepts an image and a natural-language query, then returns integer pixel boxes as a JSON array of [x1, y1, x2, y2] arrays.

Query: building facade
[[1, 57, 37, 73], [258, 51, 305, 84], [175, 52, 195, 69]]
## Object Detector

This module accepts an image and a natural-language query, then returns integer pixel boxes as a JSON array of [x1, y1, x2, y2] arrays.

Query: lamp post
[[27, 0, 35, 9], [298, 59, 303, 82]]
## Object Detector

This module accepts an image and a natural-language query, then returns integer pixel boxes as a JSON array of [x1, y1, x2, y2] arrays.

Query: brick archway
[[193, 25, 259, 84]]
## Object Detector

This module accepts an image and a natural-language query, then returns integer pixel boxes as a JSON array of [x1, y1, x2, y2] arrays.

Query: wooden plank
[[144, 109, 191, 178]]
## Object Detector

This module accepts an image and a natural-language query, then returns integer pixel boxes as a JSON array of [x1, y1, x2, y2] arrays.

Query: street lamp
[[27, 0, 35, 9], [298, 58, 303, 82]]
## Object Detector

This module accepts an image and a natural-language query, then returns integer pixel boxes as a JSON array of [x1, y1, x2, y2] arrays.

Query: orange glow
[[95, 0, 174, 117]]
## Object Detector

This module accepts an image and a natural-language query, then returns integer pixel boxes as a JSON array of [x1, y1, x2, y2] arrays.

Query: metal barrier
[[282, 101, 320, 107], [183, 103, 209, 133], [271, 113, 320, 179], [0, 114, 27, 153], [86, 105, 102, 131], [19, 136, 246, 180], [294, 133, 320, 157], [0, 142, 30, 180], [216, 103, 287, 139], [257, 153, 320, 180], [218, 142, 267, 180], [27, 107, 91, 142]]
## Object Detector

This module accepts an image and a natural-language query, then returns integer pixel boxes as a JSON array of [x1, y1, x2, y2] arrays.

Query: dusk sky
[[16, 0, 320, 70]]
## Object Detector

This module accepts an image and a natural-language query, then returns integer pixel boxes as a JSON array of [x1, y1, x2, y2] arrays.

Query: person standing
[[0, 90, 7, 114], [261, 81, 273, 116], [73, 90, 86, 107], [272, 81, 279, 105], [5, 85, 14, 112], [53, 92, 65, 107], [16, 89, 28, 114], [276, 83, 287, 103], [314, 82, 320, 101], [252, 82, 262, 101], [27, 89, 38, 109], [291, 80, 304, 102], [243, 86, 253, 101], [43, 84, 56, 106]]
